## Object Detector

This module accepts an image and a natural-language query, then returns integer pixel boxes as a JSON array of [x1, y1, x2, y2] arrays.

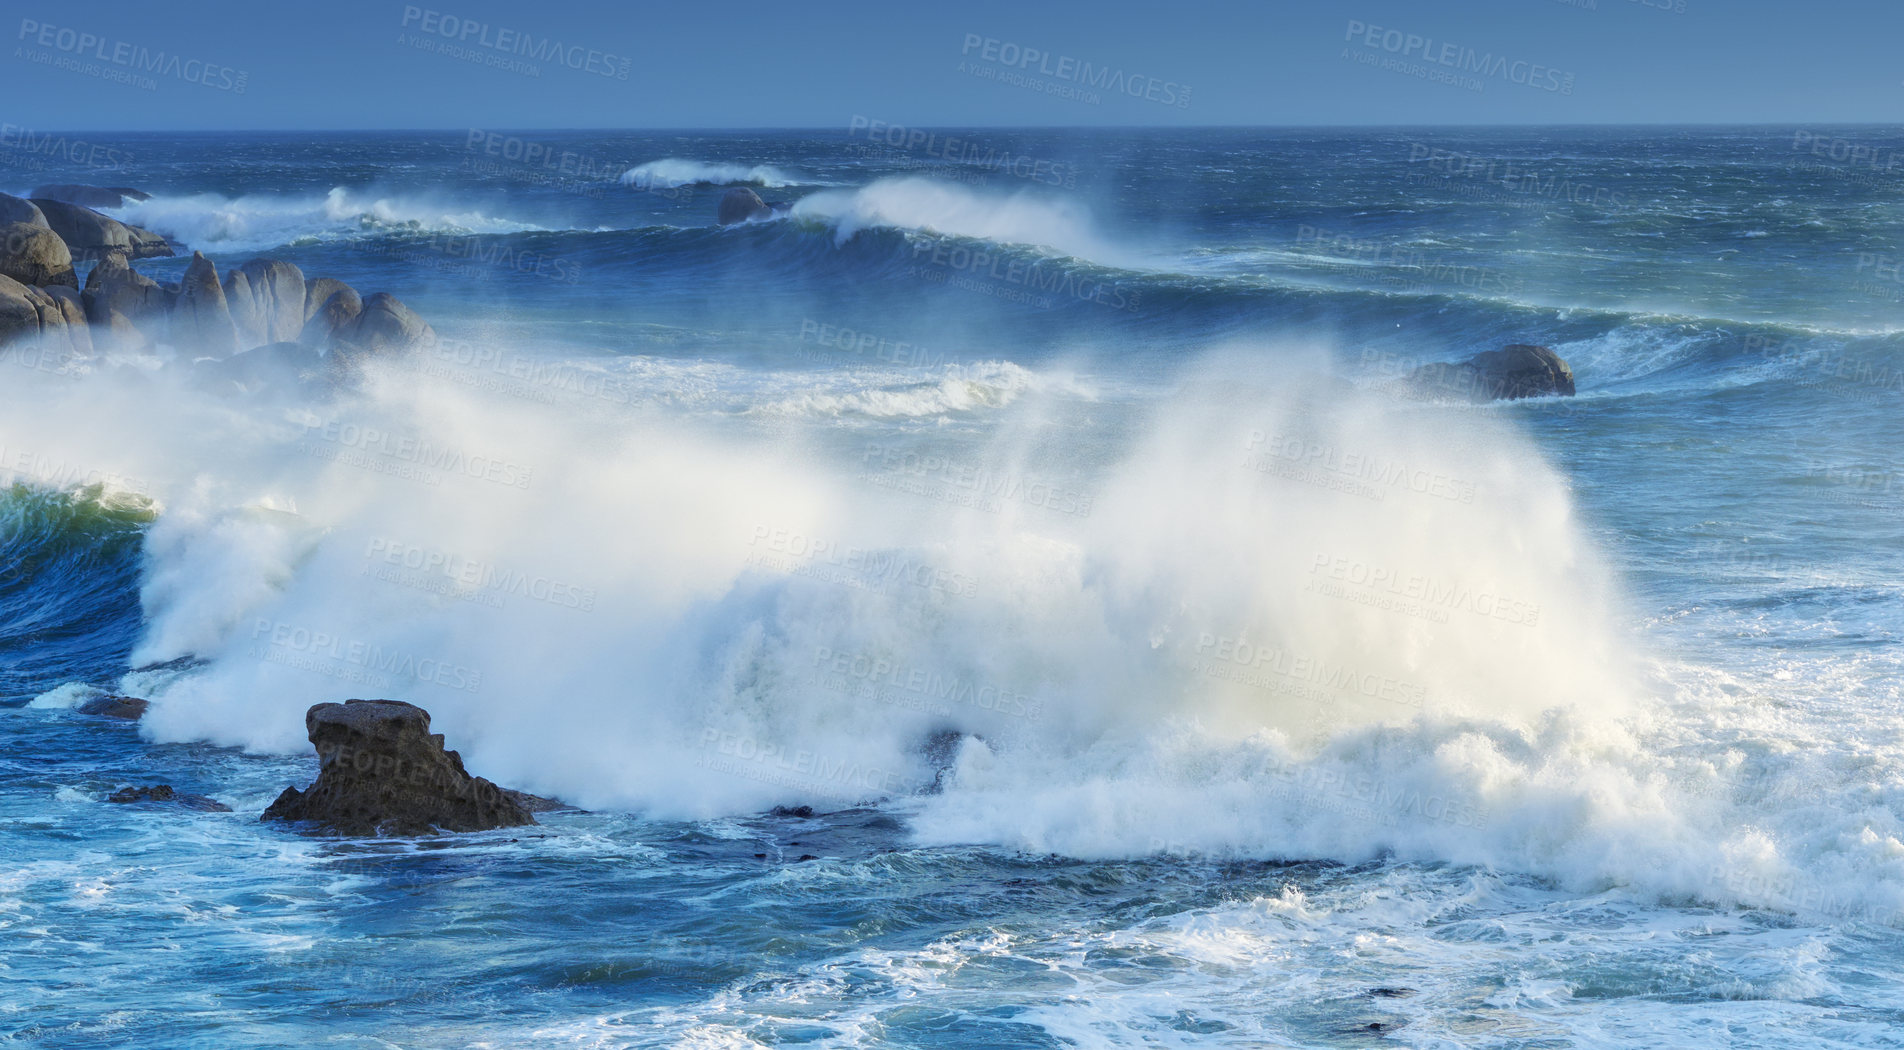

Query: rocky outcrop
[[77, 694, 150, 719], [1397, 344, 1577, 403], [717, 187, 778, 226], [170, 252, 241, 357], [41, 286, 92, 356], [0, 275, 89, 355], [0, 222, 77, 289], [223, 258, 306, 347], [262, 700, 537, 836], [299, 280, 362, 347], [191, 341, 332, 395], [31, 184, 153, 209], [30, 198, 172, 261], [332, 291, 435, 365], [0, 193, 47, 228], [83, 251, 170, 351], [0, 224, 432, 377], [107, 784, 232, 812]]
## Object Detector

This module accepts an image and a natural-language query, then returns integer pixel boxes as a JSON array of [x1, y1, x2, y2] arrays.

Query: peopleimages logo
[[398, 7, 632, 80], [16, 19, 249, 92], [1343, 20, 1574, 95], [960, 34, 1191, 108]]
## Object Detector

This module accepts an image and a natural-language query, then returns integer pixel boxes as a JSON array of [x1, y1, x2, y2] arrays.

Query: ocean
[[2, 126, 1902, 1048]]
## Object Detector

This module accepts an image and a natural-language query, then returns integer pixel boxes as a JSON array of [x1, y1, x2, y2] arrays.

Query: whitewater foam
[[110, 186, 546, 253], [2, 329, 1900, 927], [618, 158, 803, 189], [791, 177, 1142, 266]]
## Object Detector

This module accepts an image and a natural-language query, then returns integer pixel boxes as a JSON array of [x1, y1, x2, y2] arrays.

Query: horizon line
[[19, 121, 1904, 135]]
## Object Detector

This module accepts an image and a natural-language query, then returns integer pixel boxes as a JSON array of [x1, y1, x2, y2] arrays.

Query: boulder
[[0, 221, 78, 289], [31, 198, 172, 261], [0, 193, 47, 228], [299, 280, 361, 346], [77, 694, 149, 719], [333, 292, 435, 360], [170, 251, 240, 357], [31, 184, 153, 210], [301, 277, 355, 326], [106, 784, 232, 812], [223, 257, 306, 348], [223, 269, 263, 348], [191, 341, 332, 395], [83, 251, 170, 350], [42, 286, 92, 356], [0, 274, 88, 354], [717, 187, 775, 226], [1398, 344, 1577, 403], [261, 699, 537, 836]]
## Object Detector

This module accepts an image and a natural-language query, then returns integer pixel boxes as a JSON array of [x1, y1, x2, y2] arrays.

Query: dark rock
[[502, 789, 572, 814], [31, 198, 172, 261], [717, 187, 777, 226], [0, 222, 77, 289], [261, 699, 537, 836], [171, 251, 240, 357], [0, 193, 48, 229], [300, 277, 355, 325], [1397, 344, 1577, 403], [191, 341, 332, 395], [77, 694, 148, 720], [769, 805, 816, 819], [107, 784, 232, 812], [299, 281, 361, 347], [31, 184, 153, 210], [223, 257, 306, 348], [332, 292, 435, 360]]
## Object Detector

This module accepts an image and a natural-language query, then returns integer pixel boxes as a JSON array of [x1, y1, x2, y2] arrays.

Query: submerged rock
[[716, 186, 791, 226], [77, 694, 149, 720], [31, 184, 153, 210], [107, 784, 232, 812], [1398, 344, 1577, 402], [262, 699, 537, 836]]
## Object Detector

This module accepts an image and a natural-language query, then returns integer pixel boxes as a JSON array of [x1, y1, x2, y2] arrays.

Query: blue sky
[[7, 0, 1901, 129]]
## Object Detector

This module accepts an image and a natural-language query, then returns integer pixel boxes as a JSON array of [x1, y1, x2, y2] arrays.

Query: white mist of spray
[[4, 324, 1897, 923]]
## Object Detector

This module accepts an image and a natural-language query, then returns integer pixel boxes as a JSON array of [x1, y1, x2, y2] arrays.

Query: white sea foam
[[110, 187, 545, 253], [1, 332, 1899, 927], [791, 177, 1141, 265], [618, 159, 802, 189], [28, 682, 103, 709]]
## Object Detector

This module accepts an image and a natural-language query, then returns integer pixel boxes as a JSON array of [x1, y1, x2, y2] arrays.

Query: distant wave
[[111, 187, 548, 253], [790, 177, 1145, 269], [618, 159, 802, 190]]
